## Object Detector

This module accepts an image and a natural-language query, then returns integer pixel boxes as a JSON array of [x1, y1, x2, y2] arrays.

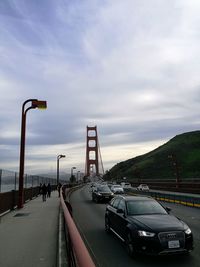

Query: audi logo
[[167, 233, 176, 239]]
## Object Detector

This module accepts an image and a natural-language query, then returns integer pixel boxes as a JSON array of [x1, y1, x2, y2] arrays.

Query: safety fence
[[0, 185, 58, 215], [0, 169, 58, 193], [60, 185, 96, 267], [130, 189, 200, 208]]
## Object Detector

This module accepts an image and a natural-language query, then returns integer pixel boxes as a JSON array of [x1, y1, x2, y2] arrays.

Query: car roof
[[112, 195, 153, 201], [97, 184, 109, 188]]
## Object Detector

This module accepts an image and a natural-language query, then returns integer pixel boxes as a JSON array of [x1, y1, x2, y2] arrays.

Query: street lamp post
[[71, 167, 76, 182], [168, 153, 180, 188], [57, 154, 66, 185], [18, 99, 47, 209], [77, 171, 80, 183]]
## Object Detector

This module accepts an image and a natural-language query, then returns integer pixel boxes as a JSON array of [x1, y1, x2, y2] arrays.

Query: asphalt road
[[70, 185, 200, 267]]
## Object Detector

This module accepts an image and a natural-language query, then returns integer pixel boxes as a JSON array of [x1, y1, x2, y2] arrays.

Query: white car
[[137, 184, 149, 191], [120, 182, 132, 190], [110, 185, 124, 194]]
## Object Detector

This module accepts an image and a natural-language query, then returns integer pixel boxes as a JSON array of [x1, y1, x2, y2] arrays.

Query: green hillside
[[103, 130, 200, 181]]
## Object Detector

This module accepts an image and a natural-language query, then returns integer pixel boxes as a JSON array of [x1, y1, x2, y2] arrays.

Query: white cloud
[[0, 0, 200, 174]]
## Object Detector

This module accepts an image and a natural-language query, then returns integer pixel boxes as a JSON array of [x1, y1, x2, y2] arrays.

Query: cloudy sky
[[0, 0, 200, 176]]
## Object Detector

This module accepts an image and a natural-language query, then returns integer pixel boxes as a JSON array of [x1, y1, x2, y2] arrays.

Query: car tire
[[105, 216, 111, 234], [125, 232, 136, 258]]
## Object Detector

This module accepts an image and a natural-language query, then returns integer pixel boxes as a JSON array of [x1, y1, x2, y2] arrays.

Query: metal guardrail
[[60, 186, 96, 267], [128, 180, 200, 194], [130, 189, 200, 208]]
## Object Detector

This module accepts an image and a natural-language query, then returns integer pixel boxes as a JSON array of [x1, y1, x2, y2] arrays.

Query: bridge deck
[[0, 191, 60, 267]]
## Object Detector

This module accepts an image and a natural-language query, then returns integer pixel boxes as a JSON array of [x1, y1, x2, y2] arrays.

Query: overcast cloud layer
[[0, 0, 200, 175]]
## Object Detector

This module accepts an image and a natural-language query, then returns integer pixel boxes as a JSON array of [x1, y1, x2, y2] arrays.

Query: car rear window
[[98, 185, 111, 192], [126, 200, 167, 215]]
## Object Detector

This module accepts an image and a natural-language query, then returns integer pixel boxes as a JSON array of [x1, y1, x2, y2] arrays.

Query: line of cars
[[90, 181, 150, 203], [90, 182, 125, 203], [89, 180, 194, 257]]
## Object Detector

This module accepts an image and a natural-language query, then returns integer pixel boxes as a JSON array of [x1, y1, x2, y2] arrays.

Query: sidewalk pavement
[[0, 191, 60, 267]]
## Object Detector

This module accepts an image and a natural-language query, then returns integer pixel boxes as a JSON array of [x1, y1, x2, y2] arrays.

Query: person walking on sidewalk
[[47, 183, 51, 198], [38, 183, 42, 195], [57, 183, 62, 197], [41, 183, 47, 201]]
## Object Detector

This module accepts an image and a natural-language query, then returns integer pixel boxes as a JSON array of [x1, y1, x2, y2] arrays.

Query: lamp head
[[58, 154, 66, 159], [32, 100, 47, 110]]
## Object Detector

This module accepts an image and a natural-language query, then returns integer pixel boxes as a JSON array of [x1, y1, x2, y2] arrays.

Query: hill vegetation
[[103, 130, 200, 181]]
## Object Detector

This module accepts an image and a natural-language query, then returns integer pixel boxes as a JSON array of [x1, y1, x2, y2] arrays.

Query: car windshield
[[98, 186, 111, 193], [126, 200, 167, 215]]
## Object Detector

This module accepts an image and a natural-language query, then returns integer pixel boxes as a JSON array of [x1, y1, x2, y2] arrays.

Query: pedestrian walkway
[[0, 190, 60, 267]]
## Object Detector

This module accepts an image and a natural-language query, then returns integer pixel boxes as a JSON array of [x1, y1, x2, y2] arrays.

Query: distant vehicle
[[105, 195, 193, 257], [121, 182, 132, 190], [110, 185, 124, 194], [101, 181, 108, 185], [90, 182, 99, 193], [92, 185, 114, 203], [90, 182, 98, 188], [90, 182, 96, 187], [106, 182, 114, 188], [137, 184, 149, 191]]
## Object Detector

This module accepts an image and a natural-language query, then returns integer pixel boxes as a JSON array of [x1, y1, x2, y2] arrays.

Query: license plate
[[168, 240, 180, 248], [105, 196, 109, 199]]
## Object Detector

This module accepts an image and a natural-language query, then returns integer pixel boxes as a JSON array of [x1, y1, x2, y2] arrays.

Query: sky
[[0, 0, 200, 176]]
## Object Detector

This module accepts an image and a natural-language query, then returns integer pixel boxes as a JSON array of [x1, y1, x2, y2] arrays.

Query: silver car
[[111, 185, 124, 194], [137, 184, 149, 191]]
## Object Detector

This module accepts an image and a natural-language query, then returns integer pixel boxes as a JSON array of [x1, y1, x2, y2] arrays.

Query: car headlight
[[185, 228, 192, 235], [138, 230, 155, 237], [97, 193, 102, 196]]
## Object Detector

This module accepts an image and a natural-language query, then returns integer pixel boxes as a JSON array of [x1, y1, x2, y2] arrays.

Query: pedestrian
[[47, 183, 51, 198], [41, 183, 47, 201], [39, 183, 42, 195], [57, 183, 62, 197]]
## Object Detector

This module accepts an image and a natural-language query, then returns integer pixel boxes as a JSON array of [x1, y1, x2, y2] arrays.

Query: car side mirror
[[117, 208, 124, 214], [165, 207, 171, 212]]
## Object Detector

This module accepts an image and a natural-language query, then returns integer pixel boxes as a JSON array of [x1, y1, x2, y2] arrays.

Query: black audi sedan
[[92, 185, 114, 203], [105, 195, 193, 257]]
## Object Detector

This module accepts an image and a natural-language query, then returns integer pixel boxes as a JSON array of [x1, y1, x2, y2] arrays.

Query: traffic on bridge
[[0, 126, 200, 267], [69, 183, 200, 267]]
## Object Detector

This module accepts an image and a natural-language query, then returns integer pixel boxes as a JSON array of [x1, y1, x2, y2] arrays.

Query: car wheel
[[125, 232, 136, 258], [105, 216, 111, 234]]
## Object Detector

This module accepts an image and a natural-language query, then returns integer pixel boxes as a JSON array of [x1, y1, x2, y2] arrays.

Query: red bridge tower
[[85, 126, 103, 177]]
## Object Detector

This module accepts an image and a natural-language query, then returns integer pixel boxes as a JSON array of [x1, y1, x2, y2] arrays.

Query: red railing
[[60, 186, 96, 267]]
